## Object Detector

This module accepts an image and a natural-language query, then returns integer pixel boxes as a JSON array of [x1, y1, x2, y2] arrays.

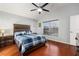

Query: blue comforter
[[14, 34, 46, 54]]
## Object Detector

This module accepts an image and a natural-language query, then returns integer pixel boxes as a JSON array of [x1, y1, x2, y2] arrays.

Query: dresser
[[0, 35, 14, 47]]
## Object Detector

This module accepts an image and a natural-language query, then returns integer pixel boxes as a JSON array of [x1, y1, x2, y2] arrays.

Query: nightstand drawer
[[0, 35, 14, 48], [0, 39, 6, 47]]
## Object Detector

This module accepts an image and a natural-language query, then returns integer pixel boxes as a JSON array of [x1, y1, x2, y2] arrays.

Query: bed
[[14, 24, 47, 55]]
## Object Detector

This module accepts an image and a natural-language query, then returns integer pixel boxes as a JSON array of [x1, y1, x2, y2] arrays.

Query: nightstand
[[0, 35, 14, 48]]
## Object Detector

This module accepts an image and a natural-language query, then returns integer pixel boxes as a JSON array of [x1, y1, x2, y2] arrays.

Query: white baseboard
[[49, 39, 76, 46], [44, 35, 75, 46], [48, 39, 71, 45], [49, 39, 77, 46]]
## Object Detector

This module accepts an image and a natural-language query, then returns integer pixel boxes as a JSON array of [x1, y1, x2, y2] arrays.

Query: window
[[43, 19, 59, 36]]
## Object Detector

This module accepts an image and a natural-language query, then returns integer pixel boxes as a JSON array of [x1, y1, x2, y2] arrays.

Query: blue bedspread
[[14, 34, 46, 54]]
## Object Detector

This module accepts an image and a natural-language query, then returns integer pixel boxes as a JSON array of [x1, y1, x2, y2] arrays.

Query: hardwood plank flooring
[[0, 40, 77, 56]]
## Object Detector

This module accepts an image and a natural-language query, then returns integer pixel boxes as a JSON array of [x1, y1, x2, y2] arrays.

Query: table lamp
[[1, 29, 5, 37]]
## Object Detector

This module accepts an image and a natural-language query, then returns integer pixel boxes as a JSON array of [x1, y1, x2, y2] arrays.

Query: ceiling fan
[[30, 3, 49, 14]]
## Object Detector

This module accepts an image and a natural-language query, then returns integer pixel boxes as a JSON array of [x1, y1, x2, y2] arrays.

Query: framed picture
[[38, 23, 41, 27]]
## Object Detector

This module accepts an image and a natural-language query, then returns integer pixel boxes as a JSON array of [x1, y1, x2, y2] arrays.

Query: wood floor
[[0, 40, 77, 56]]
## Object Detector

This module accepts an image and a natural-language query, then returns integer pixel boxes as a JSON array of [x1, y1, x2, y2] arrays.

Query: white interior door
[[70, 15, 79, 46]]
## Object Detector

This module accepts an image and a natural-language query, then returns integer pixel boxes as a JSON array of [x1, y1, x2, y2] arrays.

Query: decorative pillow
[[17, 33, 23, 36], [15, 31, 26, 36]]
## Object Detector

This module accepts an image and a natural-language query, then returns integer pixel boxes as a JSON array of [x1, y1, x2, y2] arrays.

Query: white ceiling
[[0, 3, 70, 20]]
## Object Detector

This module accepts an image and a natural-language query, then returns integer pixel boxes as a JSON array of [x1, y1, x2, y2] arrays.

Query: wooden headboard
[[14, 24, 30, 32]]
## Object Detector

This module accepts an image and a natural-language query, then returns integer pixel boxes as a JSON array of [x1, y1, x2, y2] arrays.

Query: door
[[70, 15, 79, 46]]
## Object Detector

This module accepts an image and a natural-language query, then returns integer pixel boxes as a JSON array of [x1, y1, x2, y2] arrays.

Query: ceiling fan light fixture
[[31, 3, 49, 14], [37, 8, 42, 12]]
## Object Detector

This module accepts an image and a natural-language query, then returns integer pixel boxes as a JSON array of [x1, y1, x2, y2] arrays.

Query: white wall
[[0, 11, 37, 36], [37, 4, 79, 44]]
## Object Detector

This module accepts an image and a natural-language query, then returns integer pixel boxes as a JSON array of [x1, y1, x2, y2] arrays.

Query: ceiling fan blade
[[41, 3, 48, 8], [42, 9, 49, 12], [39, 12, 41, 14], [32, 3, 39, 8], [30, 9, 37, 11]]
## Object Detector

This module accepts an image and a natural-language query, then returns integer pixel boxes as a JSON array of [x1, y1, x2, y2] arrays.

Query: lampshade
[[1, 29, 5, 33], [0, 29, 5, 36]]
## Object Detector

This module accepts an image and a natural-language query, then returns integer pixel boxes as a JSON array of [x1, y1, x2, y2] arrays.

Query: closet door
[[70, 15, 79, 46]]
